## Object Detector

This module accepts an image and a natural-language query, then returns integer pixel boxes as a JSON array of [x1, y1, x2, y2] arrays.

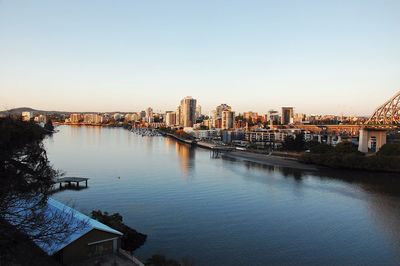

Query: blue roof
[[6, 197, 122, 255]]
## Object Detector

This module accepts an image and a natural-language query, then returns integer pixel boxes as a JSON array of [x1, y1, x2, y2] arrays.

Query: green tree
[[334, 142, 359, 154], [91, 210, 147, 251], [377, 143, 400, 156], [44, 119, 54, 132], [310, 143, 334, 154], [0, 118, 84, 263], [283, 133, 306, 151]]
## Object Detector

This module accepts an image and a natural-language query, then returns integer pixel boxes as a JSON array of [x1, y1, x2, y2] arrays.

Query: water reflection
[[163, 137, 196, 178], [175, 142, 195, 178], [367, 194, 400, 258]]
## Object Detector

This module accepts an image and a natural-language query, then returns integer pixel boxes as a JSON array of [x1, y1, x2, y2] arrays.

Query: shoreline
[[219, 150, 318, 171], [195, 141, 317, 171]]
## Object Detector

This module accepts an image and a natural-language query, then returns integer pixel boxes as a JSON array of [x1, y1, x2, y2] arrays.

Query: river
[[45, 126, 400, 265]]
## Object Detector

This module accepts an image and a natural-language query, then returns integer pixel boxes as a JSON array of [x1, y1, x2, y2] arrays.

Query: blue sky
[[1, 0, 399, 115]]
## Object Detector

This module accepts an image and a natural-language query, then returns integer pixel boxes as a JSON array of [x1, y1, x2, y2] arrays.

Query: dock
[[55, 177, 89, 189]]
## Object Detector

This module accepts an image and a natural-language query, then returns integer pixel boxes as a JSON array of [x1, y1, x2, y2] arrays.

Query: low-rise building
[[34, 114, 47, 123], [6, 198, 125, 265], [22, 111, 33, 122]]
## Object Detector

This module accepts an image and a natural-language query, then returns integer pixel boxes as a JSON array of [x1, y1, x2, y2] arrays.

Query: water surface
[[45, 126, 400, 265]]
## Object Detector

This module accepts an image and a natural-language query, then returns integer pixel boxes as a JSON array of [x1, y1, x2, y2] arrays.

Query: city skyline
[[1, 1, 400, 115]]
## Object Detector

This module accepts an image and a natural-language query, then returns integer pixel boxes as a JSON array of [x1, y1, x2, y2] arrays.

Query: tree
[[91, 210, 147, 251], [44, 119, 54, 132], [309, 143, 334, 154], [0, 118, 85, 263], [334, 142, 359, 154], [377, 143, 400, 156], [282, 133, 306, 151]]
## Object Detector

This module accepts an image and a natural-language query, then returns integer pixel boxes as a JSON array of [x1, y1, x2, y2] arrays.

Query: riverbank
[[195, 141, 316, 171], [164, 132, 195, 145], [221, 150, 318, 171]]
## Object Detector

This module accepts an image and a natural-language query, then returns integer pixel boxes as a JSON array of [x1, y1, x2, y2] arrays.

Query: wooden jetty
[[55, 177, 89, 189]]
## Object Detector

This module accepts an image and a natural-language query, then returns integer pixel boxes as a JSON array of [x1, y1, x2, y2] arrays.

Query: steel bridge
[[358, 90, 400, 152], [365, 91, 400, 126]]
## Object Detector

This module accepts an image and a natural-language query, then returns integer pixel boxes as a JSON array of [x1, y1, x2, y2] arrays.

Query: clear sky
[[1, 0, 399, 115]]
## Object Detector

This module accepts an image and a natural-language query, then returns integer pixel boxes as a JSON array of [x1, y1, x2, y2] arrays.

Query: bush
[[282, 133, 306, 151], [91, 210, 147, 251], [310, 144, 334, 154], [334, 142, 359, 154], [377, 143, 400, 156]]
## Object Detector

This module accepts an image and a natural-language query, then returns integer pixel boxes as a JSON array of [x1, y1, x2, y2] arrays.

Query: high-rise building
[[243, 111, 258, 121], [210, 104, 232, 128], [281, 107, 294, 125], [165, 111, 177, 127], [83, 114, 103, 124], [268, 110, 280, 125], [222, 111, 235, 129], [196, 105, 202, 119], [293, 113, 305, 124], [145, 107, 153, 122], [179, 96, 197, 127], [70, 113, 82, 123], [216, 104, 232, 117]]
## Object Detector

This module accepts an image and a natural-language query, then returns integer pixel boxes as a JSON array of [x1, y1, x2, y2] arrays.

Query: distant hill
[[0, 107, 70, 115], [0, 107, 133, 115]]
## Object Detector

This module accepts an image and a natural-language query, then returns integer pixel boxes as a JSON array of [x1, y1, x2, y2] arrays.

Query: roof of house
[[6, 197, 123, 256]]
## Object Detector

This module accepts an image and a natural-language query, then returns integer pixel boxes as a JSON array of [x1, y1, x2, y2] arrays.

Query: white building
[[83, 114, 103, 124]]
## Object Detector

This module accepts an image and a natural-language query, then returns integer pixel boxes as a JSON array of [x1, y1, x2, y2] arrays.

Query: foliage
[[175, 129, 194, 140], [333, 142, 360, 154], [301, 140, 400, 172], [44, 119, 54, 132], [309, 143, 334, 154], [0, 117, 85, 262], [377, 143, 400, 156], [282, 133, 306, 151], [91, 210, 147, 251]]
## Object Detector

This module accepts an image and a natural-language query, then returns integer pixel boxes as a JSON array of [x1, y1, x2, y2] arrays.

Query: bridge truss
[[366, 91, 400, 126]]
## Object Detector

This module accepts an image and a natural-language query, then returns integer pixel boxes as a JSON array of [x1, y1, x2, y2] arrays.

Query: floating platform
[[55, 177, 89, 188]]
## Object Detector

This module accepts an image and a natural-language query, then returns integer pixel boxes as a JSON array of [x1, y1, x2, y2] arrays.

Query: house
[[6, 198, 127, 265], [47, 198, 123, 264]]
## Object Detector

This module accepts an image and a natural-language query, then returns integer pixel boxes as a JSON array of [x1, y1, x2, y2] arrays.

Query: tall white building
[[222, 111, 235, 129]]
